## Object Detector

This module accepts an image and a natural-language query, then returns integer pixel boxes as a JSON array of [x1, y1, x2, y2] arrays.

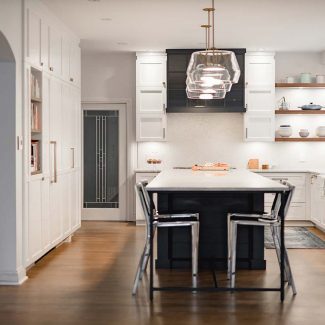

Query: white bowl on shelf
[[299, 129, 310, 138], [316, 126, 325, 137], [278, 125, 293, 137]]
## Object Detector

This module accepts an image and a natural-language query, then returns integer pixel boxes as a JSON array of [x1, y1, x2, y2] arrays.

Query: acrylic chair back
[[135, 183, 151, 235], [280, 181, 295, 219]]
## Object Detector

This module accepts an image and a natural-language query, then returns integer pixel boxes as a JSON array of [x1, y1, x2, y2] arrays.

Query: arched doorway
[[0, 31, 24, 284]]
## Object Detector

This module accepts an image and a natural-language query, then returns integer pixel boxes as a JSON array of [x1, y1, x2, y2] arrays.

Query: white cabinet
[[260, 173, 308, 221], [137, 87, 166, 114], [70, 170, 81, 231], [244, 52, 275, 142], [136, 52, 167, 142], [137, 114, 167, 141], [244, 112, 274, 141], [136, 55, 166, 87], [311, 175, 325, 228], [26, 7, 42, 68], [26, 177, 51, 264], [135, 172, 160, 224], [69, 42, 81, 87], [40, 20, 49, 70], [48, 25, 62, 77]]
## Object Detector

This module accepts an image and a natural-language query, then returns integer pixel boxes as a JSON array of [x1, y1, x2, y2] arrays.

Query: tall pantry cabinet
[[24, 0, 81, 266]]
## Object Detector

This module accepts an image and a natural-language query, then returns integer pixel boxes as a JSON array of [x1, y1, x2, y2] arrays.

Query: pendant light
[[186, 0, 240, 100]]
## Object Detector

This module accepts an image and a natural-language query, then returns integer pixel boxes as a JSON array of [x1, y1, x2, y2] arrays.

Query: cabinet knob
[[70, 77, 74, 82], [50, 67, 54, 72], [42, 177, 45, 181], [162, 82, 166, 88], [40, 62, 44, 66]]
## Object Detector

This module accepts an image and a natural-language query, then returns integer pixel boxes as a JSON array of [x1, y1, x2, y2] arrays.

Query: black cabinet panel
[[166, 49, 246, 113]]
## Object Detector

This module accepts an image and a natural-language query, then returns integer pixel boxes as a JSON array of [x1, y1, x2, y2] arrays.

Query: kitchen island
[[146, 168, 287, 271]]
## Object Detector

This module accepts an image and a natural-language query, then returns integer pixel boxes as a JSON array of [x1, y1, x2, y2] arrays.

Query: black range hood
[[166, 48, 246, 113]]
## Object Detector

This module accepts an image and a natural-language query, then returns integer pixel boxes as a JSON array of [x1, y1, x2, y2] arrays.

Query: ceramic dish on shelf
[[316, 126, 325, 137], [278, 125, 293, 137], [299, 129, 310, 138]]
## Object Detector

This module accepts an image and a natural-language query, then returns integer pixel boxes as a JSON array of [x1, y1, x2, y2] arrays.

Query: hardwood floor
[[1, 221, 325, 325]]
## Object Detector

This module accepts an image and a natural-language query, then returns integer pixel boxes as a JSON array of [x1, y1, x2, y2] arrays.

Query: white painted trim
[[0, 266, 28, 285], [81, 98, 135, 221]]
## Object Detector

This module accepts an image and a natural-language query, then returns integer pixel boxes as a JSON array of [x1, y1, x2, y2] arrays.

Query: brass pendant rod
[[212, 0, 215, 53]]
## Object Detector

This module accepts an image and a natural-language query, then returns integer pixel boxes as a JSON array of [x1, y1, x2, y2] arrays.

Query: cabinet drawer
[[262, 173, 306, 186], [265, 203, 306, 220], [265, 186, 305, 203]]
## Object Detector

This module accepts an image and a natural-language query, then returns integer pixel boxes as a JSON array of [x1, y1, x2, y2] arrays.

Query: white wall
[[81, 51, 136, 220], [0, 0, 25, 284], [81, 51, 136, 103]]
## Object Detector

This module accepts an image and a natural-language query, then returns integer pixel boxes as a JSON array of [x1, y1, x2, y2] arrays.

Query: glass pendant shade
[[187, 50, 240, 85], [186, 76, 227, 99]]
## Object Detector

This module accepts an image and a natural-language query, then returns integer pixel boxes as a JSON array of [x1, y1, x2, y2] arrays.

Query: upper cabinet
[[136, 52, 167, 142], [136, 54, 166, 87], [26, 7, 42, 68], [244, 52, 275, 142], [69, 41, 81, 87], [24, 0, 80, 88]]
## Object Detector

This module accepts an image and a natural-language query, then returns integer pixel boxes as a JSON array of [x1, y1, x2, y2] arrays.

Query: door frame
[[81, 98, 135, 221]]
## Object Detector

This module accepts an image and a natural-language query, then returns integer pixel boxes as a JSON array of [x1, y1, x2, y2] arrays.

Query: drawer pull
[[271, 177, 288, 181]]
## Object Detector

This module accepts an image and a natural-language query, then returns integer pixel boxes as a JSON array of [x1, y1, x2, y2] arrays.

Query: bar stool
[[227, 181, 297, 295], [132, 181, 200, 295]]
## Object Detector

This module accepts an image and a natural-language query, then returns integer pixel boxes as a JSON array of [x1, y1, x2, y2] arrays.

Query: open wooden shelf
[[275, 83, 325, 88], [275, 137, 325, 142], [275, 110, 325, 115]]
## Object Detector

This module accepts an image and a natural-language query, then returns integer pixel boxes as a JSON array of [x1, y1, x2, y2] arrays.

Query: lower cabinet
[[26, 170, 81, 267], [259, 172, 309, 221], [27, 177, 50, 263], [311, 174, 325, 229], [135, 172, 160, 224]]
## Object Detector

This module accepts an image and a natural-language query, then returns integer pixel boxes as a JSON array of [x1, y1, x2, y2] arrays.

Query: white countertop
[[146, 169, 287, 192]]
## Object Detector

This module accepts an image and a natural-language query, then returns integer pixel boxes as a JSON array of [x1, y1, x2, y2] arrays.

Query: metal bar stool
[[132, 181, 200, 295], [227, 181, 297, 295]]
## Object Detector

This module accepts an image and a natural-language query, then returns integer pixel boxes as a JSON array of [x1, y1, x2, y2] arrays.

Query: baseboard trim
[[0, 266, 28, 285]]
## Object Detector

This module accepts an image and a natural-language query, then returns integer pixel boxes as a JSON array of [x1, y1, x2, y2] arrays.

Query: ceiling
[[42, 0, 325, 53]]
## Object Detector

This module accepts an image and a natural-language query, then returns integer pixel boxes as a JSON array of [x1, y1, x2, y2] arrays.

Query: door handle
[[50, 141, 57, 183]]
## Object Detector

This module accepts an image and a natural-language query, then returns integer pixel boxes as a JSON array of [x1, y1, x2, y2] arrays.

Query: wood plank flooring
[[1, 221, 325, 325]]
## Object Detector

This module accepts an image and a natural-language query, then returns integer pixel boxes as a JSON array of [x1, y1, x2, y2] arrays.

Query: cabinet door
[[49, 26, 62, 76], [245, 53, 275, 112], [137, 114, 167, 141], [245, 54, 275, 87], [70, 170, 81, 231], [61, 84, 74, 171], [40, 19, 49, 71], [41, 177, 51, 250], [28, 179, 43, 261], [246, 87, 275, 111], [244, 112, 274, 142], [137, 87, 166, 114], [69, 42, 81, 87], [61, 173, 71, 237], [49, 78, 62, 172], [49, 176, 63, 245], [62, 37, 70, 82], [26, 8, 42, 68], [136, 55, 166, 87]]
